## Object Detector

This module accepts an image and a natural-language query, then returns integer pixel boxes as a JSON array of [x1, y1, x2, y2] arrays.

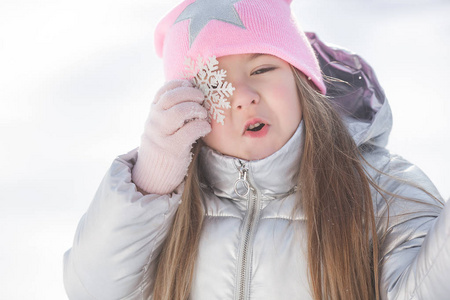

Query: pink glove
[[132, 80, 211, 195]]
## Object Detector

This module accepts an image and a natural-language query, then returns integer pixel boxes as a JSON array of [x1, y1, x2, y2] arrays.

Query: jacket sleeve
[[63, 148, 183, 299], [371, 152, 449, 300]]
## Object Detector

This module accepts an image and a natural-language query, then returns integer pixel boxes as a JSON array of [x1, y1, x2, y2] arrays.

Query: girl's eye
[[251, 67, 276, 75]]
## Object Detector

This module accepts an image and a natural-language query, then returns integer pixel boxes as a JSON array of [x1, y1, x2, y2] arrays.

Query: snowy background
[[1, 0, 449, 298]]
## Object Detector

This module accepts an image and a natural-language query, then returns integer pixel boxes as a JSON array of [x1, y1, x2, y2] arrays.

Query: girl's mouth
[[247, 122, 266, 131], [244, 122, 269, 138]]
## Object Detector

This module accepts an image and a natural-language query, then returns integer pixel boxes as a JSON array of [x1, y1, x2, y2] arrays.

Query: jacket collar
[[198, 122, 303, 201]]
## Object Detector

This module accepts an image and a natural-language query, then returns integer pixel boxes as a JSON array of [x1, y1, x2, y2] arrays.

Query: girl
[[64, 0, 450, 299]]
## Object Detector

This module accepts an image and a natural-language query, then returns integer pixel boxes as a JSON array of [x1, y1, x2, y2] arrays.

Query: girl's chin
[[238, 146, 279, 161], [201, 138, 281, 161]]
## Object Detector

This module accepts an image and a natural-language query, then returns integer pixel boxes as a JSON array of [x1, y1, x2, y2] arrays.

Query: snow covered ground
[[1, 0, 449, 298]]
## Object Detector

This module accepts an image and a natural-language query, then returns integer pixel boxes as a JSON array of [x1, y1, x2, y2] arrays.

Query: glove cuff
[[132, 142, 191, 195]]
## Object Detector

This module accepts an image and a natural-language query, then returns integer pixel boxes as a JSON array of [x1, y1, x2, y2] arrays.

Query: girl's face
[[202, 54, 302, 160]]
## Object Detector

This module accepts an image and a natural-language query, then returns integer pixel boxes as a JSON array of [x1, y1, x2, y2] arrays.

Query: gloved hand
[[132, 79, 211, 195]]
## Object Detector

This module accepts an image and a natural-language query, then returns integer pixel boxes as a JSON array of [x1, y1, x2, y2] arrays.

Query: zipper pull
[[234, 161, 250, 198]]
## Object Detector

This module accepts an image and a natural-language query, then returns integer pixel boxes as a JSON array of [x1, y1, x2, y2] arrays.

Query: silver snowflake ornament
[[182, 55, 234, 125]]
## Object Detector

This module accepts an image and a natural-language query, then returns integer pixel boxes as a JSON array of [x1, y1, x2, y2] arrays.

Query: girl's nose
[[231, 84, 260, 110]]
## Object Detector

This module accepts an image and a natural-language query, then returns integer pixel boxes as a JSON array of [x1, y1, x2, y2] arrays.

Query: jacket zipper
[[234, 162, 261, 300]]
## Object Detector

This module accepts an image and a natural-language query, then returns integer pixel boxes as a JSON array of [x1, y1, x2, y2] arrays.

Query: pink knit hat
[[154, 0, 326, 94]]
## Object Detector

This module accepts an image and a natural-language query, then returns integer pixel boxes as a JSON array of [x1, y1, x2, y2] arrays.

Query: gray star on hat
[[174, 0, 246, 47]]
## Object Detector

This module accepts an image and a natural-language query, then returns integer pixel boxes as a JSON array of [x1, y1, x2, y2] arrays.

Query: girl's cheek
[[213, 120, 228, 135], [205, 120, 222, 140]]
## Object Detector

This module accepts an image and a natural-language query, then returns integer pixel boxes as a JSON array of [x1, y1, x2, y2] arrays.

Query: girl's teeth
[[248, 122, 261, 130]]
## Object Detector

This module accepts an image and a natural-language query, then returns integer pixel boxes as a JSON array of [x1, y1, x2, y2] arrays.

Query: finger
[[155, 102, 208, 135], [153, 79, 193, 105], [169, 119, 212, 148], [157, 86, 205, 110]]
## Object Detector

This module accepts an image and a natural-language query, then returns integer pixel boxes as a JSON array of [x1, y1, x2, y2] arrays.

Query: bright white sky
[[1, 0, 449, 298]]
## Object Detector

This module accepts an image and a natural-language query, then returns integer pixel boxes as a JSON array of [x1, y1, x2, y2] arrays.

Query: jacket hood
[[307, 32, 392, 148]]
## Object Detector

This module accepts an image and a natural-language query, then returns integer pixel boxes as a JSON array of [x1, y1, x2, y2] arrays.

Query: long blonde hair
[[293, 68, 379, 300], [152, 67, 381, 300], [152, 142, 204, 299]]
